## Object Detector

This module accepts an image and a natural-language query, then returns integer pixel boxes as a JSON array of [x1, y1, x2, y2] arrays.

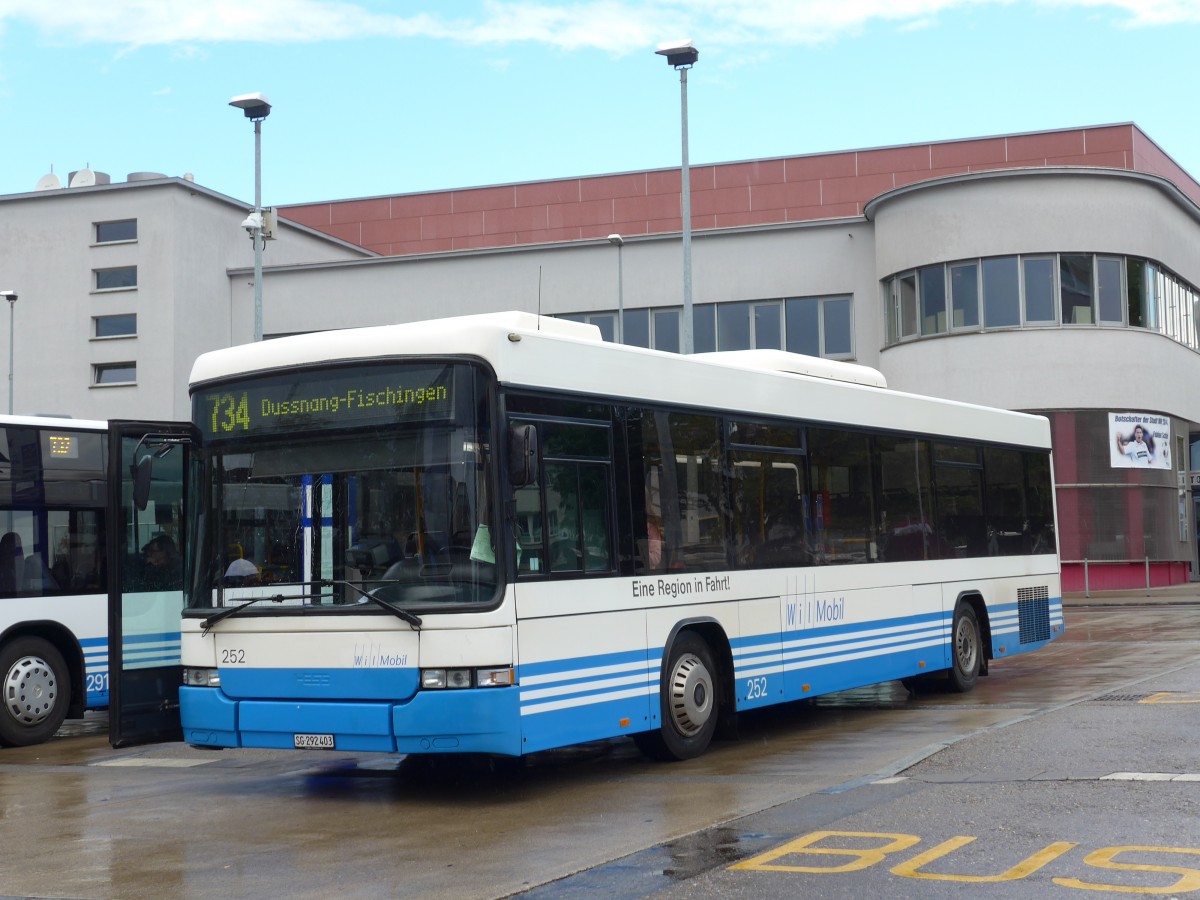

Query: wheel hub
[[4, 655, 58, 726], [955, 618, 978, 672], [668, 653, 713, 736]]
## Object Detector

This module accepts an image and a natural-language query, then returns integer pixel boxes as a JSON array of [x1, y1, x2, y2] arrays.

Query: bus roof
[[0, 414, 107, 432], [190, 311, 1050, 449]]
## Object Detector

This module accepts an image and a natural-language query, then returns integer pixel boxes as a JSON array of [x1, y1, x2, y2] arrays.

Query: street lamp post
[[607, 234, 625, 343], [656, 40, 699, 354], [0, 291, 15, 414], [229, 92, 272, 342]]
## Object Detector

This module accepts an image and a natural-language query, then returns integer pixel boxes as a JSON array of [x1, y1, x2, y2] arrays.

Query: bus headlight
[[421, 668, 512, 689], [421, 668, 470, 689], [183, 667, 221, 688]]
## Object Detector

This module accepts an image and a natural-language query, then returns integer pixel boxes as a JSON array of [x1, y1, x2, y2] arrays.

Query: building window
[[94, 314, 137, 338], [950, 262, 979, 329], [785, 296, 853, 359], [919, 265, 946, 335], [754, 303, 782, 350], [623, 308, 650, 348], [653, 309, 680, 353], [899, 272, 918, 338], [94, 363, 136, 385], [1023, 256, 1056, 324], [1097, 257, 1124, 324], [885, 253, 1200, 354], [694, 305, 716, 352], [95, 267, 136, 291], [717, 302, 752, 350], [95, 219, 137, 243], [1060, 254, 1094, 324], [564, 297, 854, 360], [982, 257, 1020, 328]]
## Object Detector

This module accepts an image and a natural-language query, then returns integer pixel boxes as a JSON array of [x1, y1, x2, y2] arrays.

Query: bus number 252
[[746, 677, 769, 700]]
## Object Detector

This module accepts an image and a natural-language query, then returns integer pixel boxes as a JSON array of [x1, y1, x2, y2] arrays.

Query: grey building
[[0, 171, 369, 420]]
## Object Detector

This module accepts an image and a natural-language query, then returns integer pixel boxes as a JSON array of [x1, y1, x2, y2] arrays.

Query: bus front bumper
[[180, 685, 523, 756]]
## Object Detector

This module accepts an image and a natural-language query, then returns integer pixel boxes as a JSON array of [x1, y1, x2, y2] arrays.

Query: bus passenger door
[[106, 421, 194, 748]]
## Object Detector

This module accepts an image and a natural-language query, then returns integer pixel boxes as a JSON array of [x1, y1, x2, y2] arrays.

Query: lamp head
[[0, 291, 16, 305], [229, 92, 272, 120], [607, 234, 624, 246], [655, 39, 698, 67]]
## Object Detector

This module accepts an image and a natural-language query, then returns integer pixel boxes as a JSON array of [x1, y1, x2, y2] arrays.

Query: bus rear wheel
[[634, 631, 720, 761], [0, 637, 70, 747], [947, 603, 981, 693]]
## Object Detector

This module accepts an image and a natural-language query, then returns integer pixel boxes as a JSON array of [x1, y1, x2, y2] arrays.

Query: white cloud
[[1, 0, 1197, 52]]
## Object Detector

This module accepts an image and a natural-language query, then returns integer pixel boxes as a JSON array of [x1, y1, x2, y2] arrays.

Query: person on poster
[[1115, 424, 1155, 466]]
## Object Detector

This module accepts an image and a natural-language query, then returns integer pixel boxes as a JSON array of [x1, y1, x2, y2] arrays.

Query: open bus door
[[106, 420, 195, 748]]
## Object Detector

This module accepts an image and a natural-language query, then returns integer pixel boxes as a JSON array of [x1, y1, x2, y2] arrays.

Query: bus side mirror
[[508, 423, 539, 488], [132, 456, 154, 512]]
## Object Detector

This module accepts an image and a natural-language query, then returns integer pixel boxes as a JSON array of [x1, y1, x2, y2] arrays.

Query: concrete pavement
[[1064, 581, 1200, 606]]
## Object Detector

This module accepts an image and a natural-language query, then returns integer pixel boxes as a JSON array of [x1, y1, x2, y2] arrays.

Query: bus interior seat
[[22, 552, 56, 591]]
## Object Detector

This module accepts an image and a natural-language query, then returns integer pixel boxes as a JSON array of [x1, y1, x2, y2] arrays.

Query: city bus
[[110, 312, 1063, 760], [0, 415, 185, 746]]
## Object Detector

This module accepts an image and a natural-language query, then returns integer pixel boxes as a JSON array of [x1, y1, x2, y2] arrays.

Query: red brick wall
[[282, 124, 1198, 257]]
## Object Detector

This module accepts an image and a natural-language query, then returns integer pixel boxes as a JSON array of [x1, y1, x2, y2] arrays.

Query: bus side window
[[545, 461, 611, 574], [513, 418, 614, 579]]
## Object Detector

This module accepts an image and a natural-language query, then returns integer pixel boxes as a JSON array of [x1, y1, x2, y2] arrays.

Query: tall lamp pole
[[607, 234, 625, 343], [0, 291, 15, 413], [656, 40, 699, 354], [229, 92, 272, 342]]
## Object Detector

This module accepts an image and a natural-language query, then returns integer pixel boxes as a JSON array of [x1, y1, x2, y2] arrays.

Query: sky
[[2, 1, 1200, 207]]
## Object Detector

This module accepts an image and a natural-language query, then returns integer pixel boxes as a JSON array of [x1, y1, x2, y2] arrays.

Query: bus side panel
[[776, 583, 942, 700], [517, 611, 652, 755], [729, 597, 784, 711], [963, 570, 1064, 661]]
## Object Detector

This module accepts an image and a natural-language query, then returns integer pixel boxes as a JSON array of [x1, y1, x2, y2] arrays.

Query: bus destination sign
[[196, 365, 456, 440]]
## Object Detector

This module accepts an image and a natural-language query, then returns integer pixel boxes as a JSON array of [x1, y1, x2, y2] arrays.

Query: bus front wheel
[[0, 637, 70, 747], [635, 631, 720, 761], [948, 603, 981, 693]]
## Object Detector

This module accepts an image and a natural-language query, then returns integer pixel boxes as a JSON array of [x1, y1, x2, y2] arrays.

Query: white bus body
[[179, 312, 1062, 760]]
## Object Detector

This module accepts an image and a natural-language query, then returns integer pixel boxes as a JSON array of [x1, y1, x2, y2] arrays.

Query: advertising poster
[[1109, 412, 1171, 469]]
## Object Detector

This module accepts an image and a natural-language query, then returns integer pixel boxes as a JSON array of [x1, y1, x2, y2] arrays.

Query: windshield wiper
[[202, 594, 289, 632], [321, 579, 423, 630]]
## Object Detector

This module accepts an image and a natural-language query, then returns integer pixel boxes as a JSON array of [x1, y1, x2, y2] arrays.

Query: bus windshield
[[187, 362, 498, 613]]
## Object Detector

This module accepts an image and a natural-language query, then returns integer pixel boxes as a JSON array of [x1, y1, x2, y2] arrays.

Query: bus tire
[[0, 637, 70, 747], [947, 603, 981, 693], [634, 631, 719, 761]]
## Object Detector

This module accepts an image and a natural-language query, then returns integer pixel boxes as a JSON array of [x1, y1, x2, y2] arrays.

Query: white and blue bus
[[113, 312, 1062, 759], [0, 415, 188, 747]]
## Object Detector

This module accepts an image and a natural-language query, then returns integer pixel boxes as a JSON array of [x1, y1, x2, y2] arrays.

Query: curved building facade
[[869, 169, 1199, 589]]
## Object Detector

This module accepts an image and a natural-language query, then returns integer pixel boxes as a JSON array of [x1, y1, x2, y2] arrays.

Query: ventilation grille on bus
[[1017, 585, 1051, 644]]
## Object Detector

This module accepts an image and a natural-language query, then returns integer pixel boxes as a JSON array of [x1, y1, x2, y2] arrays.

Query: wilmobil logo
[[353, 644, 410, 668]]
